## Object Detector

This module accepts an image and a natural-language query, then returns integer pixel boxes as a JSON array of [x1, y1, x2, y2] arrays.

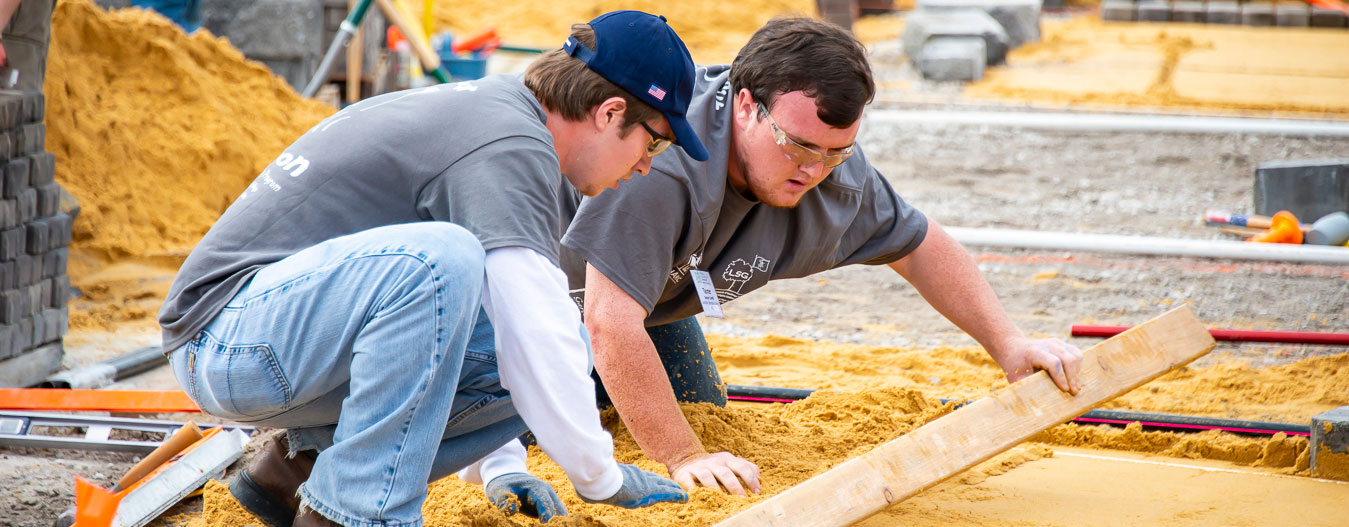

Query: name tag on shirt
[[689, 269, 724, 318]]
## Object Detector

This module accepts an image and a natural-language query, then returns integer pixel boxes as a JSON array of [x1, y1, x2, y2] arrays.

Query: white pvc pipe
[[866, 110, 1349, 137], [946, 227, 1349, 264]]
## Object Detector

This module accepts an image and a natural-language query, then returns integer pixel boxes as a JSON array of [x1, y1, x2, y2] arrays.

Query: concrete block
[[24, 218, 48, 255], [903, 9, 1011, 65], [0, 199, 11, 229], [1136, 0, 1172, 21], [0, 325, 14, 360], [201, 0, 323, 91], [27, 152, 54, 187], [16, 123, 43, 156], [18, 253, 38, 286], [26, 283, 43, 315], [1275, 3, 1311, 26], [916, 0, 1042, 48], [917, 37, 988, 81], [1101, 0, 1136, 21], [1254, 159, 1349, 221], [1, 156, 26, 199], [40, 308, 59, 345], [1310, 6, 1348, 27], [1171, 1, 1205, 22], [0, 261, 12, 289], [1312, 406, 1349, 480], [0, 226, 22, 260], [1242, 2, 1276, 26], [51, 275, 69, 309], [0, 289, 24, 324], [50, 213, 72, 248], [17, 187, 35, 223], [35, 183, 59, 219]]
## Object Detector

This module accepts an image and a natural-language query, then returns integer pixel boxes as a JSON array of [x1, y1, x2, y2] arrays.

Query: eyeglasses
[[639, 121, 674, 158], [757, 102, 854, 168]]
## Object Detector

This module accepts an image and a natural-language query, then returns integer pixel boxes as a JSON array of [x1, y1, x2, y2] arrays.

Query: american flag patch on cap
[[648, 84, 666, 101]]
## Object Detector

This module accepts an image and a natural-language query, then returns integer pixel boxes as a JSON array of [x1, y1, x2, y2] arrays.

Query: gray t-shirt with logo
[[159, 75, 573, 351], [560, 65, 927, 326]]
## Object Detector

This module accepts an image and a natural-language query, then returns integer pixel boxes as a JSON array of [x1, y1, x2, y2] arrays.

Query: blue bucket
[[442, 56, 488, 81]]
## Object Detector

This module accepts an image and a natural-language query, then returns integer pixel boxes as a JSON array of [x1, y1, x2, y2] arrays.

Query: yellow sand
[[46, 0, 335, 261], [710, 334, 1349, 423], [966, 17, 1349, 117], [413, 0, 816, 64]]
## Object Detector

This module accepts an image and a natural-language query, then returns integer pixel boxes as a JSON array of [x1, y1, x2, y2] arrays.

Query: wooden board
[[714, 306, 1217, 527]]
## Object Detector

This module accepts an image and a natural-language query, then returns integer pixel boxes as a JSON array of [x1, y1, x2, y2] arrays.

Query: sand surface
[[965, 18, 1349, 118]]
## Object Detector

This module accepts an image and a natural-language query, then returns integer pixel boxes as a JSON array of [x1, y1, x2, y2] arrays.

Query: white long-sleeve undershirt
[[461, 246, 621, 500]]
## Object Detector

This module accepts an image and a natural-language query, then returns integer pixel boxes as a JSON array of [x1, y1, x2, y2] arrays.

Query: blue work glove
[[580, 463, 689, 508], [485, 472, 568, 522]]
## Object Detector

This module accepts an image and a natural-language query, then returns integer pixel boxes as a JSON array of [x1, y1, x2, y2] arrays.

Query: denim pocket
[[191, 331, 293, 421]]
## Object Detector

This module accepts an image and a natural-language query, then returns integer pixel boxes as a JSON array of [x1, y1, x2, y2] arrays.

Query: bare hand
[[669, 452, 761, 496], [998, 337, 1084, 395]]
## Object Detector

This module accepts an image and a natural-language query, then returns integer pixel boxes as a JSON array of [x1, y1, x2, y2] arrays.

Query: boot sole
[[229, 471, 297, 527]]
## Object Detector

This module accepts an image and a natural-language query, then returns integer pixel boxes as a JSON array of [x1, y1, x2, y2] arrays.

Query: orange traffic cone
[[1246, 210, 1303, 244]]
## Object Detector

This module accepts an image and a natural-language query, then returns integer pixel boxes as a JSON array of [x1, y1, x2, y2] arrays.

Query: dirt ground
[[3, 3, 1349, 527]]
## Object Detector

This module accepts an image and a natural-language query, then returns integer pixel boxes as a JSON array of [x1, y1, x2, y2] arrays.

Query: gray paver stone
[[1206, 1, 1242, 23], [1136, 0, 1172, 21], [1171, 1, 1205, 22], [903, 9, 1011, 65], [916, 0, 1042, 48], [1101, 0, 1136, 21], [1241, 2, 1276, 26], [916, 36, 988, 81], [1275, 2, 1310, 26]]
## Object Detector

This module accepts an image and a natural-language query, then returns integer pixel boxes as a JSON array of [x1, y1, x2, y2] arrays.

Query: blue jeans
[[168, 223, 526, 527]]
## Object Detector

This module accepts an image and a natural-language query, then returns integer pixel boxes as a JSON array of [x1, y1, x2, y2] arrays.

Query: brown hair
[[524, 24, 663, 135], [729, 17, 875, 128]]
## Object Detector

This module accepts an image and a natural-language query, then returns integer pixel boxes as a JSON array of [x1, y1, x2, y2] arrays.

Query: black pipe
[[38, 346, 167, 389], [725, 384, 1311, 436]]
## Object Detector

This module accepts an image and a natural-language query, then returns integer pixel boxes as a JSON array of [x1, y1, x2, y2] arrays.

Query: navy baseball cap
[[563, 11, 709, 162]]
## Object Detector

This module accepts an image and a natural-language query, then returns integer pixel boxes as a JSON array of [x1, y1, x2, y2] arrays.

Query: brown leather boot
[[293, 504, 343, 527], [229, 432, 317, 527]]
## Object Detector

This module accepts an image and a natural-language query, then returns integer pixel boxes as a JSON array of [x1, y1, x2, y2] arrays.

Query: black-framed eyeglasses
[[757, 102, 854, 168], [639, 121, 674, 158]]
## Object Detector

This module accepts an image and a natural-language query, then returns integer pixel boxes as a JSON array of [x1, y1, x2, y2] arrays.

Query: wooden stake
[[714, 306, 1216, 527], [346, 0, 363, 104]]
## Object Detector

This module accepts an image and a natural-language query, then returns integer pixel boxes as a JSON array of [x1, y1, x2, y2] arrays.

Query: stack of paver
[[0, 89, 71, 387], [1101, 0, 1348, 27], [902, 0, 1043, 82]]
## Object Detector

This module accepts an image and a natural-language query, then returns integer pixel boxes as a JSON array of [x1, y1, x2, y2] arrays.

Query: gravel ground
[[5, 88, 1348, 527]]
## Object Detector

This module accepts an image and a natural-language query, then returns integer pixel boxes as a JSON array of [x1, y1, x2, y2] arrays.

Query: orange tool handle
[[452, 28, 499, 54]]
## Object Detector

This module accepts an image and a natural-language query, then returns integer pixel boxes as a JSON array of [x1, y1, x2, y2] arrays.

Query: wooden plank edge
[[714, 306, 1216, 527]]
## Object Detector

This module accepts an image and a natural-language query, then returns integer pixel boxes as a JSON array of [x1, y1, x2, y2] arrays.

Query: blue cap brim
[[666, 113, 708, 162]]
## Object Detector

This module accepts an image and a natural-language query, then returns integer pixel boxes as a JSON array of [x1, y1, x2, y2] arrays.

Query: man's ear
[[733, 89, 756, 129], [592, 97, 628, 131]]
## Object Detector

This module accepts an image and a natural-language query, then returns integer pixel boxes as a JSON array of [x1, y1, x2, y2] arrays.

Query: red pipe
[[1071, 325, 1349, 346]]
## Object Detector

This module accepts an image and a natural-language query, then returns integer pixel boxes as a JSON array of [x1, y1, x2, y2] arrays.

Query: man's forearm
[[889, 221, 1025, 368], [585, 266, 708, 470]]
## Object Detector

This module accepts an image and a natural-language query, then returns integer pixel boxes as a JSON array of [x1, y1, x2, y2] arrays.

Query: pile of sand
[[415, 0, 815, 64], [46, 0, 335, 261]]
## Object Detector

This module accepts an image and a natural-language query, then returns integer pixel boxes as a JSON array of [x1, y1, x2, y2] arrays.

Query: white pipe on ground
[[945, 227, 1349, 264], [866, 110, 1349, 137]]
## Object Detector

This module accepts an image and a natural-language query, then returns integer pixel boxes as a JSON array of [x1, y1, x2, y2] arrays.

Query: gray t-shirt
[[560, 65, 927, 326], [159, 75, 572, 351]]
